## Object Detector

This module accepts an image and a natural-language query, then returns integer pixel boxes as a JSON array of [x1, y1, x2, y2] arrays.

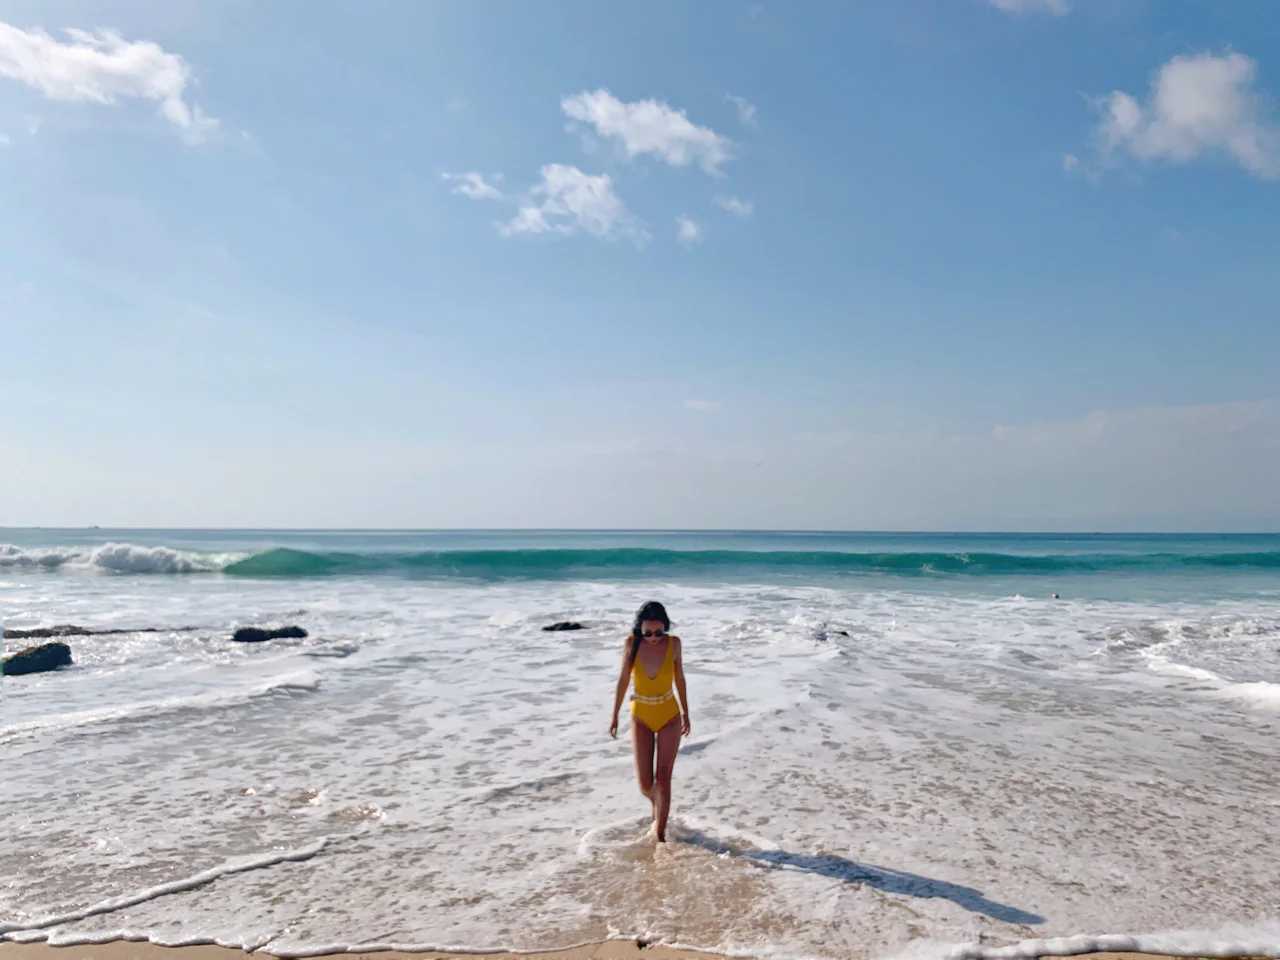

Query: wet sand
[[1, 942, 1276, 960]]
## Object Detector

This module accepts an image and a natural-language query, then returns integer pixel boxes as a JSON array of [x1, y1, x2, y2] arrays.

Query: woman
[[609, 600, 691, 843]]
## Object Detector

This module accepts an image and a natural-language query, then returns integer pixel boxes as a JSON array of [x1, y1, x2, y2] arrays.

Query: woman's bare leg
[[631, 717, 655, 813], [652, 716, 681, 842]]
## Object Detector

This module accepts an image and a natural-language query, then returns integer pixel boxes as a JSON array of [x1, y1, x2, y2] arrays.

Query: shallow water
[[2, 530, 1278, 959]]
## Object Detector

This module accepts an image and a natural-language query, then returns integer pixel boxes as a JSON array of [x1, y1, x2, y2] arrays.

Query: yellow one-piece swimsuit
[[631, 636, 681, 732]]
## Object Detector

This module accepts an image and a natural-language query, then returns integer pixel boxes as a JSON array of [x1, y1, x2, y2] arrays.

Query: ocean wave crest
[[221, 546, 1280, 579], [0, 542, 238, 574], [5, 542, 1280, 580]]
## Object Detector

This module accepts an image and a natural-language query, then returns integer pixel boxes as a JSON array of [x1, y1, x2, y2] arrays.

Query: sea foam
[[0, 542, 238, 573]]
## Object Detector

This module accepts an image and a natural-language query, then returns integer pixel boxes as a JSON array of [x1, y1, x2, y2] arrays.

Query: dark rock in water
[[542, 621, 585, 632], [813, 623, 852, 642], [231, 625, 308, 643], [5, 624, 197, 639], [2, 641, 73, 676], [5, 624, 93, 639]]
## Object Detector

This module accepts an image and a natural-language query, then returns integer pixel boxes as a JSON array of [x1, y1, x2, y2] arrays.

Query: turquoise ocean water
[[2, 528, 1278, 596]]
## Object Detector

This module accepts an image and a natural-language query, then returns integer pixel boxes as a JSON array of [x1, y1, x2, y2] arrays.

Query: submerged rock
[[542, 621, 585, 632], [813, 623, 851, 643], [231, 625, 308, 643], [4, 624, 195, 639], [5, 624, 94, 639], [2, 641, 73, 676]]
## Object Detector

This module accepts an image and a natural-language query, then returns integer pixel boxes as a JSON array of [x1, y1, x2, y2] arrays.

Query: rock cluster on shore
[[1, 623, 312, 676]]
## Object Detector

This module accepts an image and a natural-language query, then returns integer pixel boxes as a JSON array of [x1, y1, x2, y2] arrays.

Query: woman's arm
[[673, 636, 691, 737], [609, 635, 635, 738]]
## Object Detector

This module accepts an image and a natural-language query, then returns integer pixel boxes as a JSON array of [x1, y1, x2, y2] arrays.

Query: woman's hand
[[681, 713, 691, 737], [609, 712, 619, 739]]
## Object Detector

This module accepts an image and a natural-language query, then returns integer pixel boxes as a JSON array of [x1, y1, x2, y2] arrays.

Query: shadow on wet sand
[[677, 827, 1045, 925]]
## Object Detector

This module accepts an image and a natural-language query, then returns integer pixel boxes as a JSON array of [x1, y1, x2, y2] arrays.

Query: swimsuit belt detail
[[632, 691, 674, 705]]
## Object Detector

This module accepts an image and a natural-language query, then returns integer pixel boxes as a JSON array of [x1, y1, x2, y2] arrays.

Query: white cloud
[[500, 163, 647, 244], [726, 93, 758, 128], [676, 215, 702, 248], [0, 22, 218, 143], [988, 0, 1069, 14], [1096, 51, 1280, 179], [442, 171, 504, 200], [1061, 152, 1079, 172], [715, 194, 754, 217], [561, 88, 732, 175]]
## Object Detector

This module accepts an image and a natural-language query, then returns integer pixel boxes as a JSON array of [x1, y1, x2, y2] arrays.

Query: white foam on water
[[0, 541, 241, 573], [3, 573, 1278, 960], [920, 921, 1280, 960], [1222, 679, 1280, 710], [1139, 617, 1280, 711], [0, 837, 333, 936], [0, 543, 74, 568], [1146, 658, 1280, 710], [0, 669, 322, 743]]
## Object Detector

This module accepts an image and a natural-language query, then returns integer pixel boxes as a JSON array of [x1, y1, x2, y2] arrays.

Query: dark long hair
[[629, 600, 671, 662]]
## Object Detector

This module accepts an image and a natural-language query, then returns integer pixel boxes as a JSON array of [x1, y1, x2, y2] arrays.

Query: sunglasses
[[641, 628, 666, 638]]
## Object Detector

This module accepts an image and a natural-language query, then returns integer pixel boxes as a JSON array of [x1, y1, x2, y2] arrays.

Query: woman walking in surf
[[609, 600, 691, 842]]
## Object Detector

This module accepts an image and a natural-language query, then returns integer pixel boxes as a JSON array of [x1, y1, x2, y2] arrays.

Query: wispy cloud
[[0, 132, 10, 146], [1061, 152, 1080, 172], [715, 194, 754, 217], [988, 0, 1069, 15], [562, 88, 732, 175], [499, 163, 647, 244], [442, 171, 504, 200], [0, 21, 218, 143], [726, 93, 758, 128], [1094, 51, 1280, 179], [676, 215, 702, 248]]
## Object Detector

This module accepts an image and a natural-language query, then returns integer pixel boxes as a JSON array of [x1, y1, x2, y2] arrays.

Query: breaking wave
[[5, 542, 1280, 580], [0, 543, 237, 574]]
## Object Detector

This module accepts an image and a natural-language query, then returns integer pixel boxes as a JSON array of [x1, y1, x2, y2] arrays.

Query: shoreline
[[1, 942, 1277, 960]]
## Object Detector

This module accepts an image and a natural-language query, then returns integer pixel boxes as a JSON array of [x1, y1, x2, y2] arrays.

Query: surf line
[[0, 836, 335, 938], [945, 927, 1280, 960]]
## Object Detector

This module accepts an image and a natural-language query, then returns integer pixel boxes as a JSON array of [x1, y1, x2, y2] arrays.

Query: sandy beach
[[1, 941, 713, 960], [3, 945, 1275, 960], [5, 943, 1280, 960]]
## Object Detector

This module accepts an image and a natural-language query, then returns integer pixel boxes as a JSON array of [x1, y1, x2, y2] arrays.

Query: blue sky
[[2, 0, 1278, 530]]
